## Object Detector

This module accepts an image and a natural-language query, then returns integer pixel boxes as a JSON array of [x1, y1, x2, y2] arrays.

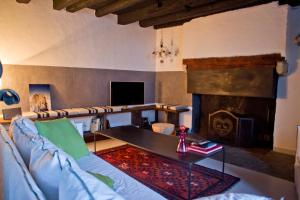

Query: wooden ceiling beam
[[118, 0, 182, 25], [278, 0, 300, 6], [16, 0, 31, 3], [95, 0, 144, 17], [66, 0, 110, 12], [118, 0, 214, 25], [53, 0, 81, 10], [113, 1, 153, 15], [154, 19, 192, 29], [139, 0, 276, 28]]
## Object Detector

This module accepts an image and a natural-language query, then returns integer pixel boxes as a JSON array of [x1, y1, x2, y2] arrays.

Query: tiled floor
[[87, 139, 297, 199], [201, 158, 297, 199], [212, 145, 295, 182]]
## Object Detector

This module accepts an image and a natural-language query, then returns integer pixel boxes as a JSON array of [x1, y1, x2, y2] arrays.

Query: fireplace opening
[[193, 94, 276, 148]]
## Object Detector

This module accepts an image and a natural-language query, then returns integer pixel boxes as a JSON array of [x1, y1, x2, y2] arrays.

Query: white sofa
[[295, 125, 300, 199], [0, 117, 272, 200]]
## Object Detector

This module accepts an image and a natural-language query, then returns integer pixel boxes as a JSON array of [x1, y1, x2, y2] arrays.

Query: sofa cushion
[[29, 136, 75, 200], [0, 125, 46, 200], [59, 162, 124, 200], [35, 118, 89, 159], [87, 171, 114, 189], [12, 115, 39, 134], [11, 116, 41, 167]]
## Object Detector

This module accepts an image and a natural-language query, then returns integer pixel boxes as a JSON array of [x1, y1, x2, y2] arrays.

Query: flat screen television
[[110, 82, 144, 106]]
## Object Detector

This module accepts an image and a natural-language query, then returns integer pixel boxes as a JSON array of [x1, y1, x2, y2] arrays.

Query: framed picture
[[29, 84, 52, 112]]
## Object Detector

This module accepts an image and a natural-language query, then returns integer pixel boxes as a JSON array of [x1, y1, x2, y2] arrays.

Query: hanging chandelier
[[152, 30, 179, 63]]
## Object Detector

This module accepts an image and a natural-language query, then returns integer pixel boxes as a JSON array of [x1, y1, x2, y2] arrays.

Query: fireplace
[[184, 54, 284, 148]]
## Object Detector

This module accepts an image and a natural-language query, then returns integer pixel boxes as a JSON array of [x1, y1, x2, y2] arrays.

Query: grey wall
[[1, 65, 193, 113], [1, 65, 155, 111], [155, 71, 192, 106]]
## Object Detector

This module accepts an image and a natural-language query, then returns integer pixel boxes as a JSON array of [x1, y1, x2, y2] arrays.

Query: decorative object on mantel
[[276, 60, 289, 75], [0, 61, 20, 105], [294, 34, 300, 46], [152, 29, 179, 63]]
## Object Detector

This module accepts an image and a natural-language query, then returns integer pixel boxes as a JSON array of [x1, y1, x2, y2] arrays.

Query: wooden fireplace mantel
[[183, 53, 284, 70], [184, 53, 285, 98]]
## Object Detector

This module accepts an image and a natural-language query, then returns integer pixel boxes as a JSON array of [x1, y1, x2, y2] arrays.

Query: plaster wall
[[182, 3, 287, 60], [0, 0, 156, 71], [274, 6, 300, 154]]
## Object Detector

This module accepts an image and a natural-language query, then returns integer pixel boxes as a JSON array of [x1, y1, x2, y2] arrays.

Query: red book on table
[[187, 144, 223, 155]]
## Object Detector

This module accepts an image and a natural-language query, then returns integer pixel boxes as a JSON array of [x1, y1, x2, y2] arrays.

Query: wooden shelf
[[155, 108, 190, 113], [0, 105, 189, 128]]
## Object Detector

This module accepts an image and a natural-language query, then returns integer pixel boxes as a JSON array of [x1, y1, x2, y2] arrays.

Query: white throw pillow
[[29, 136, 74, 200], [12, 116, 39, 135], [11, 117, 41, 167], [59, 162, 124, 200], [70, 121, 84, 137]]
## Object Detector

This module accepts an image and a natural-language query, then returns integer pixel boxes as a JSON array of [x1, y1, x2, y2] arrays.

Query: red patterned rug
[[96, 144, 239, 200]]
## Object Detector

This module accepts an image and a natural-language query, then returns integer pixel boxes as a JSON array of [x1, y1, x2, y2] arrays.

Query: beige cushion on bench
[[152, 123, 175, 135]]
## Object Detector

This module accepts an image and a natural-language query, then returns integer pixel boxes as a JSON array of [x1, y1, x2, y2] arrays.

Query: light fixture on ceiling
[[0, 61, 20, 105], [152, 29, 179, 63]]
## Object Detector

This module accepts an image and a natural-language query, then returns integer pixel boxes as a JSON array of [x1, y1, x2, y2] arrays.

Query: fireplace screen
[[209, 110, 238, 144], [208, 110, 254, 147]]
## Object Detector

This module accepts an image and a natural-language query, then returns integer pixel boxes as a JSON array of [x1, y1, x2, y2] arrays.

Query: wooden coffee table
[[95, 126, 225, 200]]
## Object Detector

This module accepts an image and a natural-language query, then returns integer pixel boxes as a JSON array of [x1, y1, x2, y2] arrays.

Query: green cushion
[[87, 171, 114, 189], [35, 118, 89, 159]]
